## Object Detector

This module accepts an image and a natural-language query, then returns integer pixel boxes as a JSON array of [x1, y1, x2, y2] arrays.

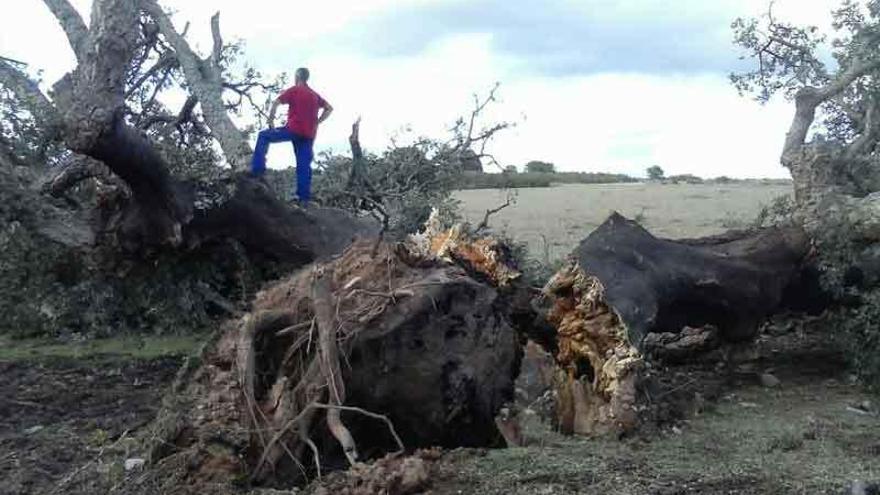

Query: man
[[251, 67, 333, 206]]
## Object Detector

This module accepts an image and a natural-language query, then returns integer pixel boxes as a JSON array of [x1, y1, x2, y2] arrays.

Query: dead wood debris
[[543, 262, 642, 436]]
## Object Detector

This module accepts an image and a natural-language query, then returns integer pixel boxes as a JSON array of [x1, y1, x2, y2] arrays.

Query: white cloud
[[0, 0, 847, 178]]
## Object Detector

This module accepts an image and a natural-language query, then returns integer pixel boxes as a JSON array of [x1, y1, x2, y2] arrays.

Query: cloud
[[2, 0, 839, 179], [328, 0, 755, 77]]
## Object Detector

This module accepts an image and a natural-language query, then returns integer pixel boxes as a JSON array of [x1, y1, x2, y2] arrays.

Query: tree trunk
[[543, 213, 813, 436]]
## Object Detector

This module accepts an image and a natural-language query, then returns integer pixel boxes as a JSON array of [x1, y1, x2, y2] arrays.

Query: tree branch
[[847, 97, 880, 159], [42, 154, 111, 197], [142, 0, 252, 171], [125, 51, 177, 97], [475, 196, 512, 233], [783, 57, 880, 157], [210, 12, 223, 67], [41, 0, 90, 62], [0, 59, 61, 138]]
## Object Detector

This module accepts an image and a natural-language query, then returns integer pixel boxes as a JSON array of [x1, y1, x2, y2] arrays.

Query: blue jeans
[[251, 127, 314, 203]]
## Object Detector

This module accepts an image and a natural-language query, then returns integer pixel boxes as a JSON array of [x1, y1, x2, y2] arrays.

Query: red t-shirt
[[279, 85, 327, 139]]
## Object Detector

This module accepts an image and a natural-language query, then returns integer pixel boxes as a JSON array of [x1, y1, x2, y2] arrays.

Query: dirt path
[[0, 355, 183, 495]]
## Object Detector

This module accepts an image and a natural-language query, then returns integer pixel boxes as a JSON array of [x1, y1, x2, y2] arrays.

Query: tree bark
[[41, 0, 91, 63], [543, 213, 812, 436]]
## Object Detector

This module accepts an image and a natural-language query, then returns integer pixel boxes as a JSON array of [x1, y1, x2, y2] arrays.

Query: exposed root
[[126, 236, 520, 493]]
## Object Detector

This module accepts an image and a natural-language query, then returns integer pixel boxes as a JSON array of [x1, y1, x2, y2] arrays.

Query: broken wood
[[543, 213, 812, 436]]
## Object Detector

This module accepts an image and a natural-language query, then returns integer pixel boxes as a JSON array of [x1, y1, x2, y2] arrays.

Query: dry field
[[455, 182, 791, 261]]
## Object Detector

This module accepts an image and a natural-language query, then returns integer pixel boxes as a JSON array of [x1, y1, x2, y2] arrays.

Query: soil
[[427, 317, 880, 494], [2, 316, 878, 495], [0, 355, 184, 495]]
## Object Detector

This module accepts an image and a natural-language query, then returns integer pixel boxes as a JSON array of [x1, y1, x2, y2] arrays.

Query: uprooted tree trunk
[[126, 235, 521, 493], [542, 213, 813, 436]]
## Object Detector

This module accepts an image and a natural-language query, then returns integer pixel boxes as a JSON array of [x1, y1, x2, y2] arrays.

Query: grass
[[0, 334, 204, 361], [436, 382, 880, 494], [455, 182, 792, 262]]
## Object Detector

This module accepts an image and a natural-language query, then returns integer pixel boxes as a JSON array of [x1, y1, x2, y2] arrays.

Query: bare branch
[[475, 196, 512, 233], [463, 82, 501, 150], [142, 0, 252, 170], [349, 117, 364, 161], [41, 0, 90, 62], [210, 12, 223, 67], [125, 52, 177, 97]]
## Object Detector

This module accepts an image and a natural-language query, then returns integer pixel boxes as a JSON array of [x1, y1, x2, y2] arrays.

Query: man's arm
[[267, 97, 282, 129], [318, 102, 333, 125]]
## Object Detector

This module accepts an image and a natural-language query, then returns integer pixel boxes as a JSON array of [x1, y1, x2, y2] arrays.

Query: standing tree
[[525, 160, 555, 173], [646, 165, 665, 181], [733, 0, 880, 384]]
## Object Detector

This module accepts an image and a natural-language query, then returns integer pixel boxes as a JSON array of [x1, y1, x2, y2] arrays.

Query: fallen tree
[[115, 230, 522, 493], [542, 213, 813, 436]]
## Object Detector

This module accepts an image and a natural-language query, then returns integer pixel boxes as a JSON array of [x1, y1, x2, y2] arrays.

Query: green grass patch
[[0, 334, 204, 361]]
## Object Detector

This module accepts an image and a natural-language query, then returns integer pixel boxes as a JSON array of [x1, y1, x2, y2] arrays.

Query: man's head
[[295, 67, 310, 85]]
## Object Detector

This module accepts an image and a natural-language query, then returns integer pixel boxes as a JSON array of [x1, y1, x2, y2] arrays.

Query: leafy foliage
[[313, 140, 464, 236], [731, 0, 880, 143], [0, 65, 63, 167], [313, 86, 513, 236]]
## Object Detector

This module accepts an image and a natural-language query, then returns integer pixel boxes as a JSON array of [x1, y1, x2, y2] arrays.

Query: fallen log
[[129, 234, 521, 493], [543, 213, 813, 436]]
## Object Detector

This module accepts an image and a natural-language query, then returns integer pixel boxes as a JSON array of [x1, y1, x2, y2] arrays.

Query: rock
[[643, 326, 721, 363], [124, 458, 146, 471], [760, 373, 781, 388], [24, 425, 44, 435]]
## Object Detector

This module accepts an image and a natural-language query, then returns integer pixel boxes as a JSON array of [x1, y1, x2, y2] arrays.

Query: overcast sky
[[0, 0, 842, 178]]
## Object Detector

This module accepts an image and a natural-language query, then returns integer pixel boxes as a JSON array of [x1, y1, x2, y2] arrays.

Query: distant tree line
[[457, 160, 791, 190]]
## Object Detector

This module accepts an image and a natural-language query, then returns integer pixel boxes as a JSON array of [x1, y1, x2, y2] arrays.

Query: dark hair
[[295, 67, 310, 82]]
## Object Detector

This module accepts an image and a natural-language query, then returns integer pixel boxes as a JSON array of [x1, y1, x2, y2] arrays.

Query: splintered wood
[[405, 209, 521, 287], [544, 262, 642, 436]]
